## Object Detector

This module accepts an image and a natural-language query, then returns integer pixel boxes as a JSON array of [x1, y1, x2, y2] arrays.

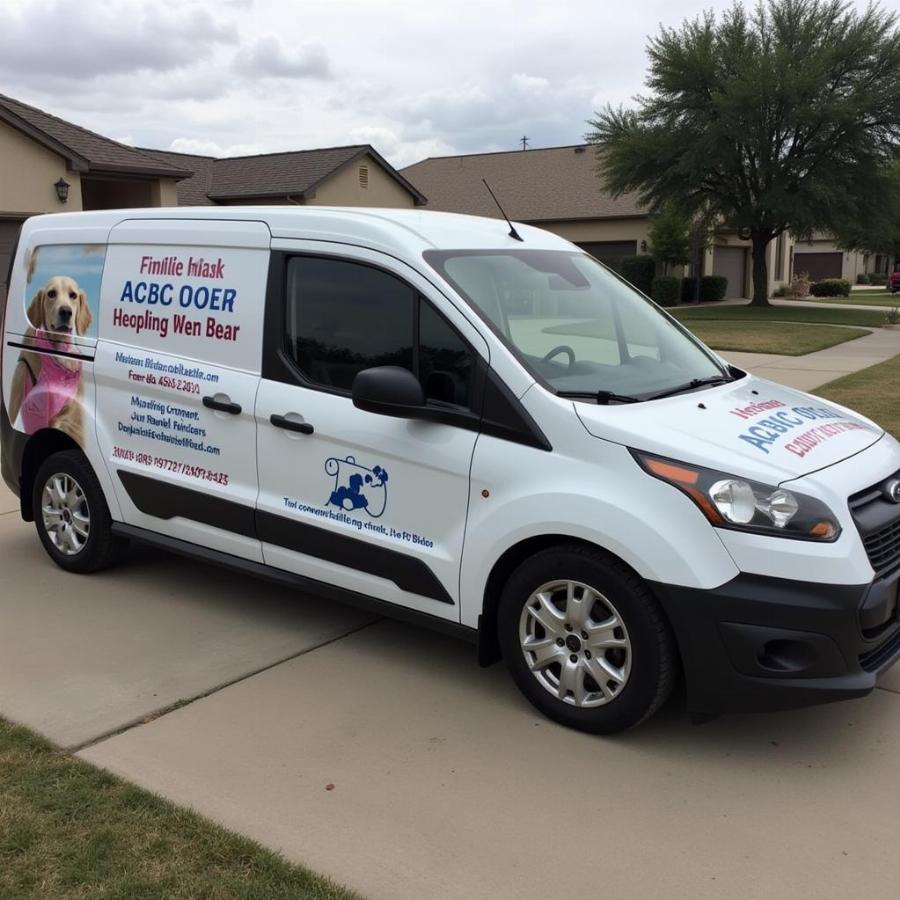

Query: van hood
[[574, 374, 883, 483]]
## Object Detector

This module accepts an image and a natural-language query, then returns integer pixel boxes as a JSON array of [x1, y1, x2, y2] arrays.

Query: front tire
[[498, 546, 677, 734], [32, 450, 127, 573]]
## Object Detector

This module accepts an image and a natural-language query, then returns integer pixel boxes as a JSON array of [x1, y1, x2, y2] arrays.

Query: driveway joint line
[[67, 617, 384, 754], [874, 684, 900, 696]]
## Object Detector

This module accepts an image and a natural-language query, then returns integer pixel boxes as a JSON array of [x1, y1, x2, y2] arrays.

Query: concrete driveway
[[2, 492, 900, 899]]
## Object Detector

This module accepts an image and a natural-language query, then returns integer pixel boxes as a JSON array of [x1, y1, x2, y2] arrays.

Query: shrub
[[788, 272, 811, 297], [856, 273, 870, 285], [884, 307, 900, 326], [869, 273, 888, 286], [652, 275, 681, 307], [771, 284, 787, 298], [699, 275, 728, 302], [620, 254, 656, 295], [680, 276, 699, 303], [810, 278, 851, 297]]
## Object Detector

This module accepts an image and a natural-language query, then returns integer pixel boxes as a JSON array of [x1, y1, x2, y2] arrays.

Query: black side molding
[[111, 522, 476, 645], [116, 470, 454, 605], [256, 510, 453, 605], [117, 470, 256, 537]]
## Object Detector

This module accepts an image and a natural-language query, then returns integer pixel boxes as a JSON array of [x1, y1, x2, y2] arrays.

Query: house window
[[358, 165, 369, 189]]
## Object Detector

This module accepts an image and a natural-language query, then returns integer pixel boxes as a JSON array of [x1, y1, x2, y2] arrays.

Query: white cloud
[[511, 73, 550, 95], [0, 0, 237, 83], [234, 35, 332, 79], [167, 137, 265, 157]]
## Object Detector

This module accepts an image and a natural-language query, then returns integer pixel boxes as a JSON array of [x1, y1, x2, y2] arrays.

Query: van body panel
[[461, 387, 742, 628], [91, 217, 271, 561], [575, 375, 883, 483], [256, 240, 492, 618]]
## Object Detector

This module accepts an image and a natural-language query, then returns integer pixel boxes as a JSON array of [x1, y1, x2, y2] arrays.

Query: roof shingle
[[206, 145, 366, 199], [0, 93, 190, 178], [401, 145, 645, 222]]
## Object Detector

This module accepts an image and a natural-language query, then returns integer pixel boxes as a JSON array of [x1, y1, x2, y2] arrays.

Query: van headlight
[[632, 451, 840, 541]]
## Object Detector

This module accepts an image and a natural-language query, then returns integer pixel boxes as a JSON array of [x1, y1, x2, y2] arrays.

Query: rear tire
[[32, 450, 127, 573], [498, 545, 676, 734]]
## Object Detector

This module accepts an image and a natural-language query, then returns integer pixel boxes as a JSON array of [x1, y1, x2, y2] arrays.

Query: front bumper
[[651, 571, 900, 715]]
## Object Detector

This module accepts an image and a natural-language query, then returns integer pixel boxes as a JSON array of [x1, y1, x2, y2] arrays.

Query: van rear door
[[94, 218, 268, 562]]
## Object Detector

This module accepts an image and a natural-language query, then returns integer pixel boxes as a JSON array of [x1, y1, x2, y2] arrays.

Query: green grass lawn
[[815, 353, 900, 440], [670, 302, 887, 328], [684, 321, 870, 355], [0, 718, 359, 900]]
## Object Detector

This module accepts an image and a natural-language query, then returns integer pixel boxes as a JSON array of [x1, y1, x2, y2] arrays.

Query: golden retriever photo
[[8, 275, 93, 446]]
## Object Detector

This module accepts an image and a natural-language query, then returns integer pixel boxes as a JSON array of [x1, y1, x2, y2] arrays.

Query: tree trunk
[[750, 231, 771, 307]]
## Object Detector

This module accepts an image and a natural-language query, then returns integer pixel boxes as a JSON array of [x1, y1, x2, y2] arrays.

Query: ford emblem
[[884, 479, 900, 503]]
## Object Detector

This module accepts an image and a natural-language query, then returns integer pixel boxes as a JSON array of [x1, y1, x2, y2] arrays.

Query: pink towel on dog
[[19, 330, 81, 434]]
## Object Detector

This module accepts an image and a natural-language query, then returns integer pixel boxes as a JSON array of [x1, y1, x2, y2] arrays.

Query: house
[[0, 93, 190, 296], [401, 144, 882, 297], [138, 145, 425, 209], [0, 93, 425, 301]]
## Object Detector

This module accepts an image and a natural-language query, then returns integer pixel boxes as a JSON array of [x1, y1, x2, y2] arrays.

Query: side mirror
[[352, 366, 426, 418]]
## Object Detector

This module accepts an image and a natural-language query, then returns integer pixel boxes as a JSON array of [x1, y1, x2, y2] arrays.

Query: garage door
[[576, 240, 637, 272], [0, 220, 23, 307], [793, 252, 842, 281], [712, 246, 747, 299]]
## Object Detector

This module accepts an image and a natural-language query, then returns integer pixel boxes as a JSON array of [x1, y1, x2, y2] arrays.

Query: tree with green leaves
[[587, 0, 900, 306], [832, 159, 900, 262], [647, 204, 691, 273]]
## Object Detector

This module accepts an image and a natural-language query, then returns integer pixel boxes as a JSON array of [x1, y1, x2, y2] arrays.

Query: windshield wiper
[[643, 375, 734, 401], [557, 390, 641, 405]]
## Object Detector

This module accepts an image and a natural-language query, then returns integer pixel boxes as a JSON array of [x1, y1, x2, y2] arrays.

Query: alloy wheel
[[41, 472, 90, 557], [519, 579, 632, 708]]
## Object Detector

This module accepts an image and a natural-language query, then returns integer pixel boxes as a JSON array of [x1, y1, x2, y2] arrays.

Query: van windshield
[[425, 249, 731, 401]]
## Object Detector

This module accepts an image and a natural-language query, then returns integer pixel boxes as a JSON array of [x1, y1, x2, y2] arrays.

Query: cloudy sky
[[0, 0, 882, 168]]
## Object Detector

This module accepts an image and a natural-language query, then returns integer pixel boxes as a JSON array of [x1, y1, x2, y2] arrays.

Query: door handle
[[270, 413, 314, 435], [203, 395, 241, 415]]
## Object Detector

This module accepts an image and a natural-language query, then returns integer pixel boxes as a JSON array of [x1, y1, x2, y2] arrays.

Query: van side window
[[286, 257, 414, 391], [285, 256, 474, 409], [419, 298, 472, 408]]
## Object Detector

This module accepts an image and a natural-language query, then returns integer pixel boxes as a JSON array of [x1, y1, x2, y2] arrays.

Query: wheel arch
[[477, 534, 675, 668], [19, 428, 82, 521]]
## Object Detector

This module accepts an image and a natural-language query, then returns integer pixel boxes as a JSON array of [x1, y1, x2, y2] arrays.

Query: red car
[[890, 270, 900, 293]]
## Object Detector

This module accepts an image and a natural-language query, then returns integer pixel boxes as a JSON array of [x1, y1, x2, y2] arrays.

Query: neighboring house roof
[[0, 93, 190, 179], [401, 144, 645, 222], [139, 144, 427, 206], [137, 149, 217, 206]]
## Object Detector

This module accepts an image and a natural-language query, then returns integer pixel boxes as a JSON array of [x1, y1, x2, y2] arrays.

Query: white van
[[3, 207, 899, 733]]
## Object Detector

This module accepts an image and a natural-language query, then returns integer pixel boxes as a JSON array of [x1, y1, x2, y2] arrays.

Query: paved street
[[2, 347, 900, 898]]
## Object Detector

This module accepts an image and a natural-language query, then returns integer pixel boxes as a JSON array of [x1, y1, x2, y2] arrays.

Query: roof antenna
[[482, 179, 523, 242]]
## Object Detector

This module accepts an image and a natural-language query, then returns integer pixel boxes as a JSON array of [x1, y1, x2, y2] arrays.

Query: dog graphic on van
[[325, 456, 389, 518], [8, 275, 92, 447]]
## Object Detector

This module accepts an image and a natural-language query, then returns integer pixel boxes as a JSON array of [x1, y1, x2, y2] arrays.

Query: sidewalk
[[723, 326, 900, 391]]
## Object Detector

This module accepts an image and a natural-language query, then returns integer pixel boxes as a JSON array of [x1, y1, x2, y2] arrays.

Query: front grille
[[859, 627, 900, 673], [862, 520, 900, 574], [849, 473, 900, 577]]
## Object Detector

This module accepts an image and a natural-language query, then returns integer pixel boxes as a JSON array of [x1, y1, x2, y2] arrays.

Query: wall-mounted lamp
[[640, 240, 648, 252], [54, 178, 70, 203]]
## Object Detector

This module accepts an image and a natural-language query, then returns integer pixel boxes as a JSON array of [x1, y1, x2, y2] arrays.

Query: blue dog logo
[[325, 456, 389, 518]]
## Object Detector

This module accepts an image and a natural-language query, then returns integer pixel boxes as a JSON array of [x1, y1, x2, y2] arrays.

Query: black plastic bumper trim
[[650, 572, 900, 715]]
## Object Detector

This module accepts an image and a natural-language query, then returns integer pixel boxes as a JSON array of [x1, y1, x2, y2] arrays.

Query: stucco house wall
[[0, 119, 81, 215], [309, 154, 417, 208]]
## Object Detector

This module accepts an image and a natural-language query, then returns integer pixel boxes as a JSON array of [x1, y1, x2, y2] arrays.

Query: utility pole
[[520, 135, 529, 151]]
